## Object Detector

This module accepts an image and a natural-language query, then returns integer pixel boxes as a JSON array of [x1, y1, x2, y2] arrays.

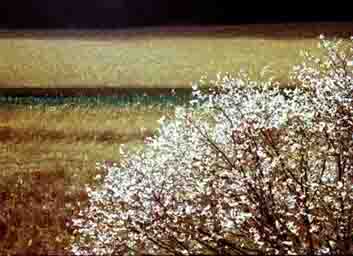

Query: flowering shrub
[[71, 36, 353, 255]]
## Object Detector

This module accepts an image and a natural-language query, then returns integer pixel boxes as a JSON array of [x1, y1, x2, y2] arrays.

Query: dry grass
[[0, 22, 352, 88], [0, 104, 168, 183], [0, 103, 169, 254]]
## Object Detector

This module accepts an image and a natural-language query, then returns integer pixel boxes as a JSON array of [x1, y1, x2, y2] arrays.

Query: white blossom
[[71, 37, 353, 255]]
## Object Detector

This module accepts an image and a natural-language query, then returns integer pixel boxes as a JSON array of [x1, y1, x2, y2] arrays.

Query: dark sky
[[1, 1, 353, 28]]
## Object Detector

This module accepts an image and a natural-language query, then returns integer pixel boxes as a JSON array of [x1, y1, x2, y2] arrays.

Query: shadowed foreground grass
[[0, 103, 169, 254]]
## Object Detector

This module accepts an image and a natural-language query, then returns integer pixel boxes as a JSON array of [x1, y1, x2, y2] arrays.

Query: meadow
[[0, 100, 173, 254], [0, 22, 352, 254], [0, 22, 352, 88]]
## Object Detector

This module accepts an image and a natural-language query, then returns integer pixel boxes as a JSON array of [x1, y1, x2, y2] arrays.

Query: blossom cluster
[[71, 36, 353, 255]]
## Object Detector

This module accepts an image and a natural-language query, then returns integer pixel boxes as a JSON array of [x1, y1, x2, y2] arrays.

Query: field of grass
[[0, 102, 171, 254], [0, 22, 352, 88], [0, 103, 167, 180]]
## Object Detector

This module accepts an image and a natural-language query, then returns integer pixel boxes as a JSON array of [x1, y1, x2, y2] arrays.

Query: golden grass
[[0, 104, 166, 184], [0, 22, 351, 88], [0, 104, 168, 254]]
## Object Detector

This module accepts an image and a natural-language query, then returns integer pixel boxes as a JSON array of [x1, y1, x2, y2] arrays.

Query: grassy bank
[[0, 22, 352, 88], [0, 103, 170, 254], [0, 102, 169, 184]]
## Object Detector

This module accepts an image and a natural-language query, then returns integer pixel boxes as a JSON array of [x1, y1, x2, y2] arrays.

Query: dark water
[[0, 88, 193, 107]]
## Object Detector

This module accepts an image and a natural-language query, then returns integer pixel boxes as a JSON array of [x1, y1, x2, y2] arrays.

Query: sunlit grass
[[0, 103, 170, 254], [0, 22, 351, 88], [0, 104, 168, 184]]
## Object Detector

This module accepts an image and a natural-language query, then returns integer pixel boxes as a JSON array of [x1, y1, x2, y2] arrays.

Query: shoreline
[[0, 87, 193, 97]]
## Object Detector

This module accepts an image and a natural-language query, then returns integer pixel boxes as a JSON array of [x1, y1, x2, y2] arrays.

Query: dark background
[[1, 1, 353, 28]]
